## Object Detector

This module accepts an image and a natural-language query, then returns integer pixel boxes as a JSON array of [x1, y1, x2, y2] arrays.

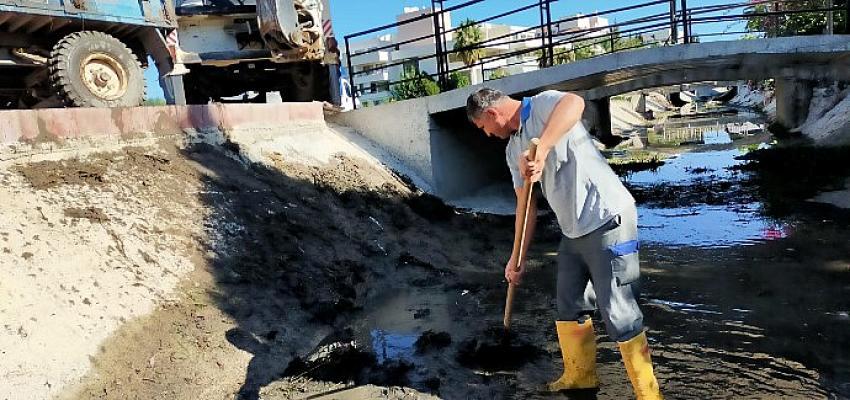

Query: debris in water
[[283, 339, 413, 387], [284, 341, 377, 384], [368, 216, 384, 231], [371, 330, 417, 363], [414, 330, 452, 354]]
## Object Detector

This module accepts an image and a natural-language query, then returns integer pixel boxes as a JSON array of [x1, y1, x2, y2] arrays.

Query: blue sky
[[145, 58, 164, 100], [328, 0, 745, 40]]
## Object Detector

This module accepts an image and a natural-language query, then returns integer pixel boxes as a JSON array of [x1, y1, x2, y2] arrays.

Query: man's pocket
[[608, 240, 640, 286]]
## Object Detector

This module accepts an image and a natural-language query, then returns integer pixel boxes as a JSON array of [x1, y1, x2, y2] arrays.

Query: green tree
[[453, 19, 484, 66], [746, 0, 847, 36], [447, 71, 470, 89], [391, 67, 440, 100], [535, 44, 596, 66], [489, 67, 508, 80], [552, 48, 573, 64], [567, 40, 597, 62], [601, 33, 644, 53]]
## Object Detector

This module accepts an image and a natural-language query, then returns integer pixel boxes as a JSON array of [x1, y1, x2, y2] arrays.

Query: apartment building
[[343, 7, 609, 106]]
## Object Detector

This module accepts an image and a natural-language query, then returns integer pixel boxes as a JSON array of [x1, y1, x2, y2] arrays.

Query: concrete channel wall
[[0, 102, 325, 161], [328, 100, 435, 190], [328, 97, 509, 201]]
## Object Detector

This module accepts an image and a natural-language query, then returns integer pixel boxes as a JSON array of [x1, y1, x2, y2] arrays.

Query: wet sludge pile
[[456, 327, 542, 372]]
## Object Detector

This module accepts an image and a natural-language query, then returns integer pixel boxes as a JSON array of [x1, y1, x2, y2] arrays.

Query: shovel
[[503, 138, 539, 333]]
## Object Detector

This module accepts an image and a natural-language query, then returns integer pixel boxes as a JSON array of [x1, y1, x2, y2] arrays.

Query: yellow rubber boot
[[547, 319, 599, 391], [618, 331, 663, 400]]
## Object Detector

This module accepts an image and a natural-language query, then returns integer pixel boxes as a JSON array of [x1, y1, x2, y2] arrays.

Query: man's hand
[[505, 256, 526, 285], [520, 146, 549, 183]]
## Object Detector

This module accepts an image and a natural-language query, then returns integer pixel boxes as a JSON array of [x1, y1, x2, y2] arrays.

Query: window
[[402, 58, 420, 74], [376, 81, 390, 92]]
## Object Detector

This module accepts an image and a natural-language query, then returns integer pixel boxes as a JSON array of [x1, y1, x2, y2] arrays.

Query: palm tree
[[453, 19, 484, 66]]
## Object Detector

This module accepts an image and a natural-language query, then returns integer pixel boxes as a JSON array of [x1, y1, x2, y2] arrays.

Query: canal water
[[626, 129, 789, 249], [298, 112, 850, 399]]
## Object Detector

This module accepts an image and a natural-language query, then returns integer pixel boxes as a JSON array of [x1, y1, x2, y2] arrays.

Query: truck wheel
[[49, 31, 145, 107]]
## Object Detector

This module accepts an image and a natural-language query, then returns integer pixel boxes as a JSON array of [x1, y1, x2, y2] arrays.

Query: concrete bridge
[[331, 36, 850, 203]]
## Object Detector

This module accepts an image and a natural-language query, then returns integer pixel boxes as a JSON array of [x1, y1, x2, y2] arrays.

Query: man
[[466, 88, 663, 400], [323, 36, 342, 106]]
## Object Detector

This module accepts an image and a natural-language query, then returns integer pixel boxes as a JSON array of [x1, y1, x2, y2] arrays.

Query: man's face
[[472, 107, 511, 139]]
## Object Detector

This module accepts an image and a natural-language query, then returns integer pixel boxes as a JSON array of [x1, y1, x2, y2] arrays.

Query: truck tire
[[49, 31, 145, 108]]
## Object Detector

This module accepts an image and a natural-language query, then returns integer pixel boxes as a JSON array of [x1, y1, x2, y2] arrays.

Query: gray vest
[[506, 90, 635, 238]]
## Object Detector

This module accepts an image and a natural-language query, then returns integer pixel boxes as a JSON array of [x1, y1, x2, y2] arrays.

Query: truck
[[171, 0, 332, 104], [0, 0, 334, 109], [0, 1, 176, 108]]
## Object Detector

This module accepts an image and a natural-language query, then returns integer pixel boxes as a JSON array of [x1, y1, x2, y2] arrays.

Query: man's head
[[466, 88, 516, 139]]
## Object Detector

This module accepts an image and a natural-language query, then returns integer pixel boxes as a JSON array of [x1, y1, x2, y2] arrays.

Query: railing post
[[669, 0, 678, 44], [538, 0, 549, 67], [846, 0, 850, 34], [431, 0, 446, 90], [545, 0, 554, 66], [344, 35, 356, 109], [437, 0, 450, 82], [680, 0, 689, 43], [827, 0, 834, 35]]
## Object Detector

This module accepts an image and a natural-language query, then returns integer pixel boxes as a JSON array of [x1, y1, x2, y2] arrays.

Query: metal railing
[[343, 0, 850, 108]]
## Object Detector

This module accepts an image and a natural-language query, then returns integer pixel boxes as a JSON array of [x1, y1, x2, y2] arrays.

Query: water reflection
[[638, 204, 790, 248], [647, 299, 722, 315], [626, 130, 749, 184], [627, 130, 789, 247], [370, 329, 418, 364]]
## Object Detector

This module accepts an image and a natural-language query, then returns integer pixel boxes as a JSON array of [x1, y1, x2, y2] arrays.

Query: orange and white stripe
[[322, 19, 334, 38], [165, 29, 179, 60]]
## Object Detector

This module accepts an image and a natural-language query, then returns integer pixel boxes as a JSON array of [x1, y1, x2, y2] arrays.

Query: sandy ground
[[610, 91, 674, 136], [0, 145, 206, 400], [799, 86, 850, 145]]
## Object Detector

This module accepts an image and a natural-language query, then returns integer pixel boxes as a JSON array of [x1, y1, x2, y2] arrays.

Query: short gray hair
[[466, 88, 506, 121]]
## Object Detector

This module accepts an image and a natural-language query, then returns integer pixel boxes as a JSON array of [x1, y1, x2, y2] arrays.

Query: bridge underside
[[548, 52, 849, 100], [333, 36, 850, 204]]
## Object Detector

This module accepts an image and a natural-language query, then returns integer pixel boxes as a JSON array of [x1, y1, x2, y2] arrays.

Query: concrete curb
[[0, 102, 325, 160]]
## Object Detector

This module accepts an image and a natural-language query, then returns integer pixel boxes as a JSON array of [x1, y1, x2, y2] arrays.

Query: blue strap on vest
[[608, 240, 640, 257], [520, 97, 532, 126]]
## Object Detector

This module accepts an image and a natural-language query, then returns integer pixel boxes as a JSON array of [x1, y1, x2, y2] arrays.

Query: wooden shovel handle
[[504, 138, 540, 331]]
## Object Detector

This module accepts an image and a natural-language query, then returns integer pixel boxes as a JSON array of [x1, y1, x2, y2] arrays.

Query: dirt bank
[[0, 144, 206, 400]]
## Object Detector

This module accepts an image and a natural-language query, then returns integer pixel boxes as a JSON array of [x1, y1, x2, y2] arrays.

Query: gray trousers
[[328, 65, 341, 105], [556, 205, 644, 342]]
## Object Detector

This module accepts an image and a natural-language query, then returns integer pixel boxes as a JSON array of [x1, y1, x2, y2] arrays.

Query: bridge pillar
[[775, 78, 814, 129], [635, 92, 647, 115], [583, 96, 619, 147]]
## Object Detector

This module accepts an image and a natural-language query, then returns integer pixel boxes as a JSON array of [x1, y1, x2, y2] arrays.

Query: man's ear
[[484, 107, 499, 119]]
